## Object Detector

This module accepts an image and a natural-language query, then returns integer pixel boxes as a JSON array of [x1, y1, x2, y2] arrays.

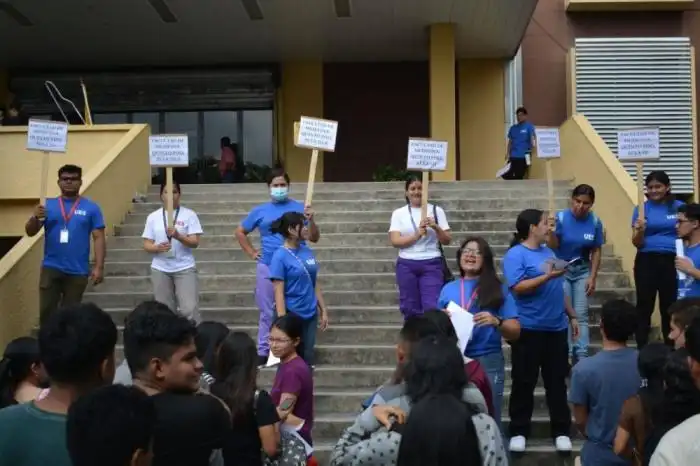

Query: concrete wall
[[0, 124, 151, 349]]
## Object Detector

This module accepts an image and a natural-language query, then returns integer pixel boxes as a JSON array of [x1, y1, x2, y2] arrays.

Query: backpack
[[254, 390, 308, 466]]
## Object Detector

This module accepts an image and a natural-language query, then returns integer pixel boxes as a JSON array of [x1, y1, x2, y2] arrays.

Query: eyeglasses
[[461, 248, 482, 257], [269, 337, 293, 345]]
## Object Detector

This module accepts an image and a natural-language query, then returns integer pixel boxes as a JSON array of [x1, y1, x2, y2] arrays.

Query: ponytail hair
[[0, 337, 40, 409], [270, 212, 305, 238], [510, 209, 544, 248]]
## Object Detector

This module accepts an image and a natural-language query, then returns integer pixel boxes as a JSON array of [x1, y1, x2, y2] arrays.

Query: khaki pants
[[151, 267, 200, 322], [39, 267, 89, 324]]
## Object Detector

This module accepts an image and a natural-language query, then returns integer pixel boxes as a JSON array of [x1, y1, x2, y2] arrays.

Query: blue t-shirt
[[569, 348, 640, 466], [437, 279, 519, 357], [631, 200, 684, 254], [555, 210, 605, 262], [678, 243, 700, 299], [269, 245, 318, 319], [502, 244, 568, 331], [43, 196, 105, 276], [507, 122, 535, 158], [241, 199, 306, 266]]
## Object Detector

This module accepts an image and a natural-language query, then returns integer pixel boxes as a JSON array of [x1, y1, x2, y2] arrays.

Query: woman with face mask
[[142, 182, 204, 322], [547, 184, 605, 365], [631, 171, 684, 348], [235, 169, 320, 367]]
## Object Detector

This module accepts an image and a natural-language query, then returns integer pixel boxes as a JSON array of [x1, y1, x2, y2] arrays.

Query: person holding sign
[[25, 164, 106, 324], [389, 176, 452, 319], [502, 209, 579, 454], [546, 184, 605, 364], [234, 168, 320, 366], [142, 182, 204, 322], [631, 171, 684, 348], [503, 107, 536, 180], [674, 204, 700, 300]]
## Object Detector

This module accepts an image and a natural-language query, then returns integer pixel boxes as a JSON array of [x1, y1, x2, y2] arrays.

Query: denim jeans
[[291, 311, 318, 366], [475, 352, 506, 432], [563, 263, 590, 360]]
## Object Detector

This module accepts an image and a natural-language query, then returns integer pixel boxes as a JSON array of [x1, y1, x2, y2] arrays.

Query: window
[[132, 112, 161, 134], [164, 112, 199, 159], [93, 113, 128, 124], [241, 110, 273, 167], [202, 111, 238, 159]]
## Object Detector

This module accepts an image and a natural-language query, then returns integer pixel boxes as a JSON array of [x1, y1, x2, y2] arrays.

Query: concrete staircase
[[88, 181, 633, 465]]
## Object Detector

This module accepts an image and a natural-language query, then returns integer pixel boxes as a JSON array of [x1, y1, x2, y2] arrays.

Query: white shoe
[[509, 435, 527, 453], [555, 436, 573, 452]]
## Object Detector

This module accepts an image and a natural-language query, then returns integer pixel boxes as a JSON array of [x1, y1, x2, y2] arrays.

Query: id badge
[[59, 229, 70, 244], [164, 249, 175, 258]]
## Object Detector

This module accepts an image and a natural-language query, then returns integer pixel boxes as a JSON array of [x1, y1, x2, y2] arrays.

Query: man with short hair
[[503, 107, 536, 180], [25, 164, 106, 323], [124, 300, 230, 466], [569, 299, 640, 465], [67, 384, 156, 466], [650, 316, 700, 465], [666, 297, 700, 349], [0, 302, 118, 466], [675, 203, 700, 301]]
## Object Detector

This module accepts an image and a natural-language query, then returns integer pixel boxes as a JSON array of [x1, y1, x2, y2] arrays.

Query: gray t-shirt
[[569, 347, 640, 465]]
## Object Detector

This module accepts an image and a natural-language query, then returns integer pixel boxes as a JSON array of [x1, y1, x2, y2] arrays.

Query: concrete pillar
[[429, 24, 457, 181]]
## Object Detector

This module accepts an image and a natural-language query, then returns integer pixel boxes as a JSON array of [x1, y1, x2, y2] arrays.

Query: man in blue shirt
[[503, 107, 536, 180], [569, 299, 640, 465], [25, 164, 106, 324], [675, 203, 700, 300]]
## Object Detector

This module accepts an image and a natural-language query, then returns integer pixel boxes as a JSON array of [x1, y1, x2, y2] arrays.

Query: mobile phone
[[566, 257, 583, 268], [279, 398, 294, 411]]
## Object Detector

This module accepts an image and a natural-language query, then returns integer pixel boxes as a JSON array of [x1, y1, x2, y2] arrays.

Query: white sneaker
[[509, 435, 527, 453], [555, 435, 573, 452]]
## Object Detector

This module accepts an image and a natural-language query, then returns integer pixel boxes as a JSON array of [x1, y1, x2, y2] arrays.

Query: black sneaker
[[257, 355, 268, 368]]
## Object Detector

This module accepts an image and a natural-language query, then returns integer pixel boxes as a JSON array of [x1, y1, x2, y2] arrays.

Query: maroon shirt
[[465, 359, 495, 416], [270, 356, 314, 444]]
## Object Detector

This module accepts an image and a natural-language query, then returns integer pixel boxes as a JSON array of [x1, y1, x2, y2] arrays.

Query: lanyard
[[58, 197, 81, 227], [162, 207, 181, 240], [284, 247, 313, 282], [460, 279, 479, 312]]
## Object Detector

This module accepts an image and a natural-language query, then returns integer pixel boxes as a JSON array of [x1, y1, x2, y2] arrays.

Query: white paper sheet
[[677, 238, 687, 280], [446, 301, 475, 355], [496, 162, 511, 178], [265, 354, 281, 367], [280, 422, 314, 456]]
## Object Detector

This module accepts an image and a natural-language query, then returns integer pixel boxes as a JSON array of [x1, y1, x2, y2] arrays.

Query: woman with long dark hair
[[269, 212, 329, 365], [0, 337, 47, 409], [437, 236, 520, 427], [389, 175, 452, 319], [502, 208, 579, 454], [631, 171, 684, 348], [547, 184, 605, 363], [235, 168, 320, 366], [211, 331, 280, 465]]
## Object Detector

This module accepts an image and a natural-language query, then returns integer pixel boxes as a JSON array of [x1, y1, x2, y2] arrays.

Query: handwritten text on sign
[[149, 135, 190, 167], [617, 127, 660, 162], [296, 116, 339, 152], [26, 119, 68, 153], [407, 138, 448, 172], [535, 127, 561, 159]]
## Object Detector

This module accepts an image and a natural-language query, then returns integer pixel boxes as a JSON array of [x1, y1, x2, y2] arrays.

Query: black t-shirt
[[151, 392, 231, 466], [211, 384, 280, 466]]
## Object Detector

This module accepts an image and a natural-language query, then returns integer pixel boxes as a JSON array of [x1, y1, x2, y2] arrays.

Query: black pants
[[502, 157, 528, 180], [508, 329, 571, 438], [633, 252, 677, 348]]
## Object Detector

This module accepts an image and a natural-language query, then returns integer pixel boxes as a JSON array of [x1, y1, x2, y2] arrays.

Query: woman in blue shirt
[[269, 212, 329, 366], [235, 168, 320, 366], [631, 171, 684, 348], [547, 184, 604, 364], [438, 236, 521, 428], [502, 209, 579, 454]]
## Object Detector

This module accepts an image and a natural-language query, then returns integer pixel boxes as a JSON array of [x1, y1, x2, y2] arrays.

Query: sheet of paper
[[496, 162, 511, 178], [280, 423, 314, 456], [265, 354, 281, 367], [677, 239, 687, 280], [446, 301, 475, 355]]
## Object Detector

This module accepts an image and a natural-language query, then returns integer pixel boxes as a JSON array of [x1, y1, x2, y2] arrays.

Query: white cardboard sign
[[149, 135, 190, 167], [535, 127, 561, 159], [617, 127, 660, 162], [407, 138, 448, 172], [26, 119, 68, 153], [296, 116, 338, 152]]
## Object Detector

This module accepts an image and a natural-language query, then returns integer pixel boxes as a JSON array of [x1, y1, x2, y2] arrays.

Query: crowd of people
[[1, 161, 700, 465]]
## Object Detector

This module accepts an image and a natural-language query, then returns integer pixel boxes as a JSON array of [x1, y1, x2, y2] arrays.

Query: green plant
[[372, 165, 417, 182], [244, 162, 272, 183]]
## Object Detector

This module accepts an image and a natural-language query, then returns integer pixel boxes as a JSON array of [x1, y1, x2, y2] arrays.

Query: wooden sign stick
[[546, 160, 555, 217], [421, 171, 430, 222], [305, 149, 319, 207], [636, 162, 645, 220], [293, 122, 300, 146], [39, 152, 50, 205], [166, 166, 175, 226]]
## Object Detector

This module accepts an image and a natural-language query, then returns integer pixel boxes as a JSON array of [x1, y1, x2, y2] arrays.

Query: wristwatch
[[496, 316, 504, 328]]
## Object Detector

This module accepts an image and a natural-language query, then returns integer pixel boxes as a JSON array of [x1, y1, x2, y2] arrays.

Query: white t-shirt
[[389, 203, 450, 261], [650, 413, 700, 466], [142, 206, 204, 273]]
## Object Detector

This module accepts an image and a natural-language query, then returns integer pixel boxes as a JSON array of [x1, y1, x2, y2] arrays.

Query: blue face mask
[[270, 186, 289, 202]]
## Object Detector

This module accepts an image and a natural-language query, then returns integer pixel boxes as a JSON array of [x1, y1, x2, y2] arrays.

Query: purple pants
[[395, 256, 444, 319], [255, 262, 276, 357]]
